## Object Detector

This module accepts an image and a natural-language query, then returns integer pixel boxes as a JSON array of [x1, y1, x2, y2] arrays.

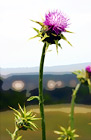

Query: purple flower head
[[86, 65, 91, 78], [86, 65, 91, 73], [43, 10, 69, 35]]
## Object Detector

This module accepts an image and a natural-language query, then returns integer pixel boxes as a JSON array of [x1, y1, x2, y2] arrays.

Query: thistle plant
[[29, 10, 72, 140], [70, 65, 91, 130], [7, 104, 40, 140], [54, 126, 79, 140], [73, 65, 91, 94]]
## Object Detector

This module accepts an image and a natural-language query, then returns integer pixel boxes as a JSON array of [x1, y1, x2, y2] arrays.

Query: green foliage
[[7, 104, 40, 140], [60, 34, 72, 46], [6, 128, 22, 140], [54, 126, 79, 140], [9, 104, 40, 131], [73, 70, 91, 93], [27, 96, 39, 102]]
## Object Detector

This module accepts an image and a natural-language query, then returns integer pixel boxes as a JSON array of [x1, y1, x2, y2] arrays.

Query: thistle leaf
[[55, 40, 59, 54], [65, 30, 74, 33], [18, 104, 24, 117], [58, 43, 62, 49], [30, 19, 44, 26], [60, 126, 66, 132], [26, 111, 32, 116], [6, 129, 12, 138], [27, 96, 39, 101], [45, 42, 50, 53], [28, 34, 40, 40], [51, 33, 57, 36], [87, 79, 91, 94], [16, 136, 22, 140], [61, 34, 72, 46], [9, 106, 21, 116], [74, 134, 79, 138], [29, 121, 38, 129], [14, 113, 20, 119], [39, 33, 49, 42], [54, 130, 61, 134], [24, 105, 26, 114], [33, 28, 40, 33]]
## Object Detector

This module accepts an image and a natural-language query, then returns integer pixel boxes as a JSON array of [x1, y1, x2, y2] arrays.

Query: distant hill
[[1, 74, 78, 91], [0, 63, 91, 110], [0, 62, 91, 77]]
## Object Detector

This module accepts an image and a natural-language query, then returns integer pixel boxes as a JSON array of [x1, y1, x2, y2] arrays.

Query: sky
[[0, 0, 91, 68]]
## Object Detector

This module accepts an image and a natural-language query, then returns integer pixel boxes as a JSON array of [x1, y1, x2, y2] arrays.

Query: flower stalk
[[70, 83, 81, 130], [39, 42, 47, 140], [29, 10, 72, 140]]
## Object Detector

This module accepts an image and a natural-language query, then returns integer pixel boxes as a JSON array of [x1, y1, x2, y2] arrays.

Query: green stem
[[12, 127, 18, 140], [39, 42, 47, 140], [70, 83, 81, 130]]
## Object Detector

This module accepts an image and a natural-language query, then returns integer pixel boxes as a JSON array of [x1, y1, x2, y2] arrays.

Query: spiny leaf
[[29, 121, 38, 129], [55, 40, 59, 54], [24, 105, 26, 114], [16, 136, 22, 140], [27, 96, 39, 101], [60, 126, 66, 132], [65, 30, 74, 33], [45, 42, 50, 53], [14, 113, 20, 120], [87, 79, 91, 94], [9, 106, 21, 116], [18, 104, 24, 117], [71, 129, 76, 133], [58, 43, 62, 49], [6, 129, 12, 137], [67, 126, 71, 131], [54, 130, 61, 134], [61, 34, 72, 46], [28, 34, 40, 40], [26, 111, 32, 117], [74, 134, 79, 138], [30, 19, 44, 26], [39, 33, 49, 42], [30, 117, 41, 121], [51, 33, 57, 36], [33, 28, 40, 33]]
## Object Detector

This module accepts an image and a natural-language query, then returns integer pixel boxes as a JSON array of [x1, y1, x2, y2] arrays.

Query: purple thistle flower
[[86, 65, 91, 73], [43, 10, 69, 35], [86, 65, 91, 77], [86, 65, 91, 78]]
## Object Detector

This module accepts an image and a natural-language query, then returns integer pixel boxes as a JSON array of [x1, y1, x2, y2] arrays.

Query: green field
[[0, 104, 91, 140]]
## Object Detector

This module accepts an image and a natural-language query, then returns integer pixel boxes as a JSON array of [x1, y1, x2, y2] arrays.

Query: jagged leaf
[[18, 104, 24, 117], [87, 79, 91, 94], [39, 33, 49, 42], [58, 43, 62, 49], [55, 40, 59, 54], [24, 105, 26, 115], [61, 34, 72, 46], [54, 131, 61, 134], [60, 126, 66, 132], [6, 129, 12, 138], [33, 28, 40, 33], [65, 30, 74, 33], [28, 34, 40, 40], [27, 96, 39, 101], [9, 106, 21, 116], [29, 121, 38, 129], [16, 136, 22, 140], [30, 19, 44, 26]]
